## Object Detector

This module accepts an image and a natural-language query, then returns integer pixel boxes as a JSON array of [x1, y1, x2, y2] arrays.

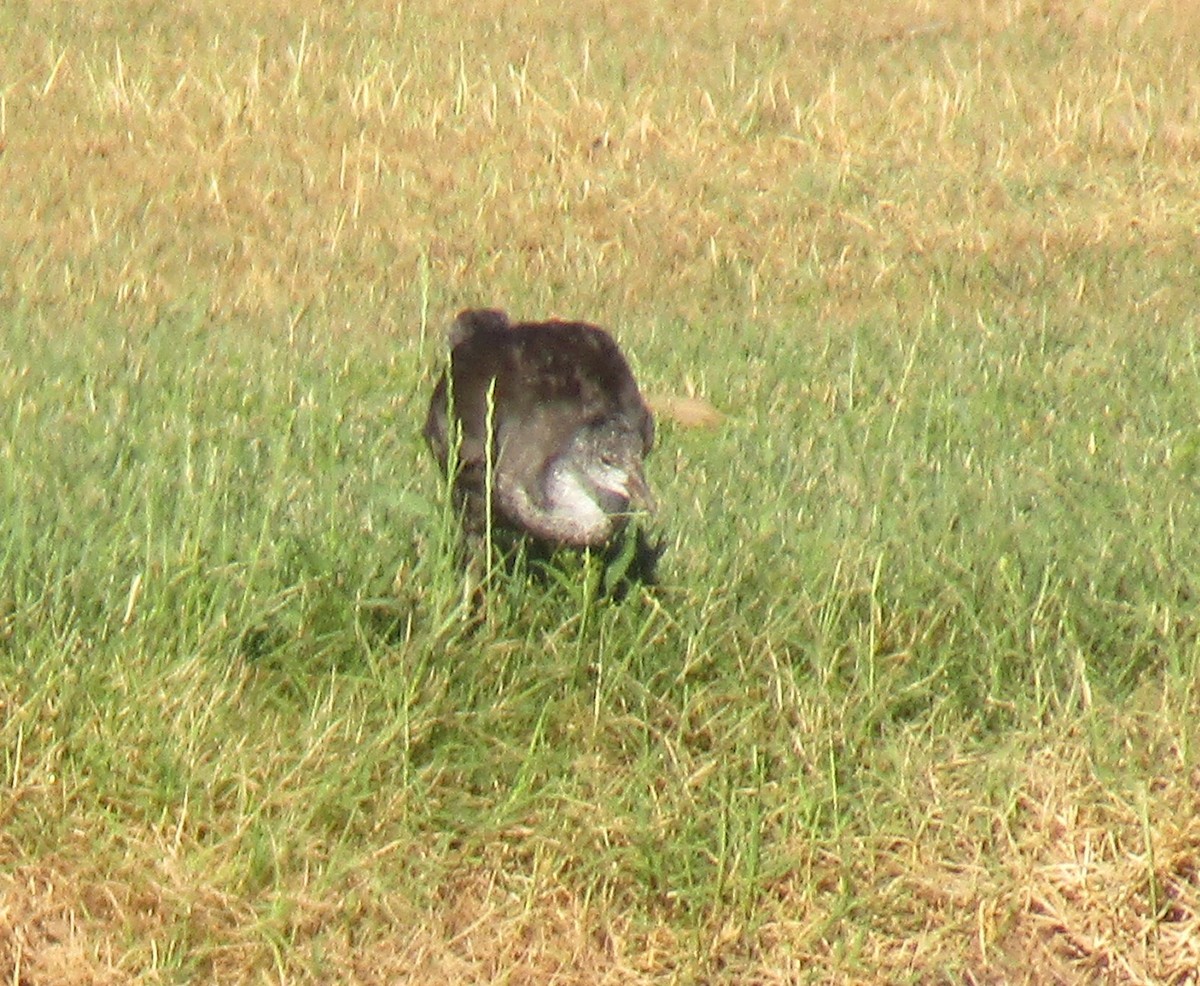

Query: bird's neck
[[543, 464, 611, 532]]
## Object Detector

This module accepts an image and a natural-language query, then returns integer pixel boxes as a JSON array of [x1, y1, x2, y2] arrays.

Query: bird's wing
[[425, 317, 653, 509]]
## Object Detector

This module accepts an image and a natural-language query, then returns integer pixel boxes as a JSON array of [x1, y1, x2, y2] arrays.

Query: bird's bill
[[624, 463, 657, 515]]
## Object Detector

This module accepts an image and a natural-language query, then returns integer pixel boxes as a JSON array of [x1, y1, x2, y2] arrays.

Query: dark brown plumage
[[424, 308, 655, 548]]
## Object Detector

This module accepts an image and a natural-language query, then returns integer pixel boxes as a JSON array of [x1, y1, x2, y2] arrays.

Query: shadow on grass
[[231, 521, 667, 681]]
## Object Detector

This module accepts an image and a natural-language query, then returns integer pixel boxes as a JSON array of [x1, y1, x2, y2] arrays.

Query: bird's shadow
[[596, 523, 666, 601], [467, 524, 665, 604]]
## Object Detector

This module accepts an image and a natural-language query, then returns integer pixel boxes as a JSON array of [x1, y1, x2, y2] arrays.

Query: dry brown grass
[[5, 709, 1199, 983], [4, 0, 1199, 336], [1, 857, 130, 986]]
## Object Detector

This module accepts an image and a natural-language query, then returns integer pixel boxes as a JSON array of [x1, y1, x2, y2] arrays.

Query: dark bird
[[424, 308, 656, 550]]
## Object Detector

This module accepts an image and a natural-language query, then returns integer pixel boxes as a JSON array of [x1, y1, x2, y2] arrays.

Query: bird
[[424, 308, 656, 551]]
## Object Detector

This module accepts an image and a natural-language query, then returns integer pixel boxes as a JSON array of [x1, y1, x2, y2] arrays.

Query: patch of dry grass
[[6, 711, 1200, 984], [4, 0, 1199, 334], [1, 862, 128, 986]]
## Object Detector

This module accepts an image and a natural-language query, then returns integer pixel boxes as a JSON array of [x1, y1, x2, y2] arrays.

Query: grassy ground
[[4, 0, 1200, 982]]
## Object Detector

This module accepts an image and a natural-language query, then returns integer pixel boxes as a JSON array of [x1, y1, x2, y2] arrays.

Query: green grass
[[4, 1, 1200, 982]]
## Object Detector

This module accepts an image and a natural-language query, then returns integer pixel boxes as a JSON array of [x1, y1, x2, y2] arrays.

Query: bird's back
[[425, 310, 653, 473]]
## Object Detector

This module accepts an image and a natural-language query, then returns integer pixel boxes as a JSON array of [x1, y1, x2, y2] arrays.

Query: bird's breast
[[542, 467, 616, 542]]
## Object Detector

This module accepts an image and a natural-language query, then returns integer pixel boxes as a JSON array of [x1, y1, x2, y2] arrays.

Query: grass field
[[4, 1, 1200, 982]]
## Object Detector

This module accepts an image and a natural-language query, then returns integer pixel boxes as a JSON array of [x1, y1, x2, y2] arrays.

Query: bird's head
[[543, 420, 655, 540], [571, 420, 655, 513]]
